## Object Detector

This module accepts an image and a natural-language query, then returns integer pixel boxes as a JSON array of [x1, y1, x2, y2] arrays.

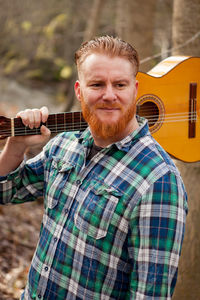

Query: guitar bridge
[[188, 82, 197, 138]]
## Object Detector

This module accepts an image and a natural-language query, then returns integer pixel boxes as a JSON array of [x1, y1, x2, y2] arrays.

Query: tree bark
[[172, 0, 200, 299], [115, 0, 157, 72], [153, 0, 173, 61], [172, 0, 200, 56], [83, 0, 106, 42]]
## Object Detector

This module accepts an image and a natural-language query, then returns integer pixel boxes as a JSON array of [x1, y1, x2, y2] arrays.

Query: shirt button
[[44, 266, 48, 272], [54, 237, 57, 242], [38, 295, 42, 299], [65, 208, 69, 214], [76, 180, 81, 185], [57, 163, 62, 170]]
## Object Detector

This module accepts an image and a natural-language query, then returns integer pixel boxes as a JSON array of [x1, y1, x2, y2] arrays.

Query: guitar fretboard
[[13, 111, 88, 136]]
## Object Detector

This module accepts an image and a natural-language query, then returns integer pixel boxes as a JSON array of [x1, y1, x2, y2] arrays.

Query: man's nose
[[102, 85, 117, 101]]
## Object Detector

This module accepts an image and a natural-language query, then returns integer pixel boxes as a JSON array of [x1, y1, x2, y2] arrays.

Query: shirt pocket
[[45, 158, 74, 209], [74, 184, 122, 239]]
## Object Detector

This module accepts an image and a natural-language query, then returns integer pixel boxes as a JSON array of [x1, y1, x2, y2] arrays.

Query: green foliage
[[0, 10, 71, 83], [60, 66, 72, 79], [25, 69, 43, 80], [4, 58, 29, 75], [43, 13, 68, 39], [21, 21, 32, 33], [0, 1, 117, 87]]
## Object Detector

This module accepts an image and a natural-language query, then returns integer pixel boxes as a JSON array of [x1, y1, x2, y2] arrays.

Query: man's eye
[[90, 83, 102, 87], [116, 83, 125, 88]]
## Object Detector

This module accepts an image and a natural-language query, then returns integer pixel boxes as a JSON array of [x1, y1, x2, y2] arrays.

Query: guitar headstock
[[0, 115, 11, 139]]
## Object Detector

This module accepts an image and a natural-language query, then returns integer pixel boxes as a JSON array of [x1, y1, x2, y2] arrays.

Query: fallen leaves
[[0, 201, 43, 299]]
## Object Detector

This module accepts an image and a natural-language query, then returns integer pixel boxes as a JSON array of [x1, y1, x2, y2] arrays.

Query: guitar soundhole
[[136, 94, 165, 133]]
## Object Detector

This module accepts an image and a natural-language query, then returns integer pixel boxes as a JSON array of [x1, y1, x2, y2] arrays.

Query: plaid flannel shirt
[[0, 117, 187, 299]]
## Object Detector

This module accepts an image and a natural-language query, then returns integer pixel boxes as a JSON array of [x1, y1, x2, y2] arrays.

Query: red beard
[[80, 95, 136, 140]]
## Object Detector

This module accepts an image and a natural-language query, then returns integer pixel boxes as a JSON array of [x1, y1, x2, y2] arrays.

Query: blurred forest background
[[0, 0, 200, 299]]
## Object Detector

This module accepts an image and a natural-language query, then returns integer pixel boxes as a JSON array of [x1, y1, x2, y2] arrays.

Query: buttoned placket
[[35, 180, 84, 298], [35, 143, 108, 298]]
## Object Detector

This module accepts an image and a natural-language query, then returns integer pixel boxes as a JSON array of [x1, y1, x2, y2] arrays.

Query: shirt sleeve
[[0, 151, 45, 205], [128, 171, 188, 299]]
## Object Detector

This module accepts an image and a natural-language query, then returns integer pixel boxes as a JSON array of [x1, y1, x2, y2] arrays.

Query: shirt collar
[[114, 116, 149, 151], [77, 116, 149, 152]]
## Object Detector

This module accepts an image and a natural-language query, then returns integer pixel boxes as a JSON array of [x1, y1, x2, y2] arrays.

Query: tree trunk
[[83, 0, 106, 42], [115, 0, 157, 72], [171, 0, 200, 299], [172, 0, 200, 56], [153, 0, 173, 61]]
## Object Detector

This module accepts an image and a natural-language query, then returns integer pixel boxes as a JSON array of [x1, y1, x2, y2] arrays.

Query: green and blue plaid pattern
[[0, 117, 187, 299]]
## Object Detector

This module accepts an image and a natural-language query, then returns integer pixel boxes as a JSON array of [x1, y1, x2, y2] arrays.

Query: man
[[0, 36, 187, 299]]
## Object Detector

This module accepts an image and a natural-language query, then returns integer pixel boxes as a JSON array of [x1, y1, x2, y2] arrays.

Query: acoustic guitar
[[136, 56, 199, 162], [0, 56, 199, 162]]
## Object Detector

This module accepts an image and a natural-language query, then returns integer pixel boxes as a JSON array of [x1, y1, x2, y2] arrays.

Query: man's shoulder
[[129, 133, 179, 179], [54, 131, 81, 141], [44, 131, 82, 156]]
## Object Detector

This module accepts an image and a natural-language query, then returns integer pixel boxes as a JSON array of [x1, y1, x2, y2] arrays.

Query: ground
[[0, 201, 43, 299]]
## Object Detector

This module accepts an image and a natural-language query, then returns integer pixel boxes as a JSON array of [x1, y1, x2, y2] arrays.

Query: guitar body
[[136, 56, 200, 162]]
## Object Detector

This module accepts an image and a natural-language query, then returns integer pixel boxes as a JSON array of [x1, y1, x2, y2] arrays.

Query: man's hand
[[14, 106, 51, 148], [0, 106, 51, 176]]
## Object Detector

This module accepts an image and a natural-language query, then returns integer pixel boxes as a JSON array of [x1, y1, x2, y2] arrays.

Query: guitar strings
[[0, 124, 88, 132], [0, 115, 198, 134], [137, 110, 197, 118], [0, 111, 198, 136], [1, 111, 198, 130], [0, 124, 88, 136]]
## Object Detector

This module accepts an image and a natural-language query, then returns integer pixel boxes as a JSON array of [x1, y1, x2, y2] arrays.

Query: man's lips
[[93, 104, 123, 114], [96, 106, 121, 111], [98, 107, 120, 110]]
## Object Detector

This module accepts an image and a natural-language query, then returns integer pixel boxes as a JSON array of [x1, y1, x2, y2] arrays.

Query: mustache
[[94, 103, 123, 109]]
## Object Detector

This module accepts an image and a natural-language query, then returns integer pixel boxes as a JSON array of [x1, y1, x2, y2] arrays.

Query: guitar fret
[[79, 112, 81, 130], [46, 118, 48, 131], [64, 113, 66, 132], [11, 118, 15, 137]]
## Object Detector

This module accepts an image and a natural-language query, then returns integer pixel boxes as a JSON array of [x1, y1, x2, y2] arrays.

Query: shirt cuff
[[0, 175, 8, 181], [0, 160, 26, 182]]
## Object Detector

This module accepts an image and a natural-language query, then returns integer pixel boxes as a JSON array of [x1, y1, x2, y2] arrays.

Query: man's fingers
[[40, 125, 51, 137], [40, 106, 49, 123], [31, 109, 41, 128], [16, 107, 49, 129], [16, 110, 31, 127]]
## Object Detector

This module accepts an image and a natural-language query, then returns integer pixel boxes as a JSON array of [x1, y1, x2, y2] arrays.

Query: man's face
[[75, 53, 138, 145]]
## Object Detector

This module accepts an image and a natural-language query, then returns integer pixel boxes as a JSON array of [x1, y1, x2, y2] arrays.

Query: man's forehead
[[82, 52, 127, 65], [79, 53, 135, 77]]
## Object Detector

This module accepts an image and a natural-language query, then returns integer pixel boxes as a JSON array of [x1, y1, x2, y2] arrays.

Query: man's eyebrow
[[87, 78, 105, 83], [114, 78, 129, 82]]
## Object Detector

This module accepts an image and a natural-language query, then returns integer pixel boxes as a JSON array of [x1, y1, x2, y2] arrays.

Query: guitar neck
[[12, 111, 88, 137], [0, 107, 141, 139]]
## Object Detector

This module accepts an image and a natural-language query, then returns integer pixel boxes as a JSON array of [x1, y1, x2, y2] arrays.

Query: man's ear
[[134, 80, 139, 98], [74, 80, 81, 102]]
